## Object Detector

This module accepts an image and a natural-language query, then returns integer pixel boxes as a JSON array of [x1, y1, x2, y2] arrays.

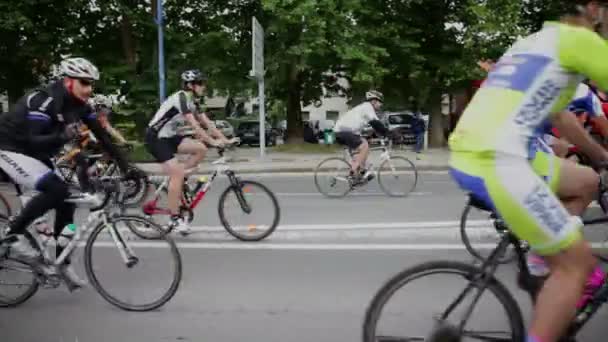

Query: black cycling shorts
[[335, 131, 363, 150], [145, 129, 185, 163]]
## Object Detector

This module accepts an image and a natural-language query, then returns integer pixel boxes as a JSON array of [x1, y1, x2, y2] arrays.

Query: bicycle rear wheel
[[377, 156, 418, 197], [218, 180, 280, 241], [84, 215, 182, 311], [314, 157, 353, 198], [0, 257, 39, 307], [363, 261, 524, 342]]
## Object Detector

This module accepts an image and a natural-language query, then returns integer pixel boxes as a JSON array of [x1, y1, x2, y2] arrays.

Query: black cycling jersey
[[0, 81, 128, 170]]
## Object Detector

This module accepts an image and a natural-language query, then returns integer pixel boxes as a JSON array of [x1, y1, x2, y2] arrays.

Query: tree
[[262, 0, 388, 143]]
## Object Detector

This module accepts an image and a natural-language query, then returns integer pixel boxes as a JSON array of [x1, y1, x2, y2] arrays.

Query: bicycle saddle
[[467, 193, 495, 214]]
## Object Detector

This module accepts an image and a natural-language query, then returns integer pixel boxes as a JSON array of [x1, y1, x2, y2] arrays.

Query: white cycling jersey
[[333, 102, 379, 135], [148, 91, 198, 138]]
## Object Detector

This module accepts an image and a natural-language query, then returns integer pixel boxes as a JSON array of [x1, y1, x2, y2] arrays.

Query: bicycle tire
[[0, 256, 39, 307], [84, 215, 182, 311], [377, 156, 418, 197], [314, 157, 353, 198], [363, 261, 525, 342], [218, 180, 280, 241], [460, 202, 518, 264]]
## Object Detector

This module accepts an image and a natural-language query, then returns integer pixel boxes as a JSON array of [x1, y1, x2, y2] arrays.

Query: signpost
[[250, 17, 266, 158], [155, 0, 166, 102]]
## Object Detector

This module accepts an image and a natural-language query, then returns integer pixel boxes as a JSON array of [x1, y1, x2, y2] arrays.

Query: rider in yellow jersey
[[449, 1, 608, 342]]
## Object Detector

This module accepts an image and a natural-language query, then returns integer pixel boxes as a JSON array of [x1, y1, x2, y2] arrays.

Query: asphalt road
[[2, 173, 608, 342]]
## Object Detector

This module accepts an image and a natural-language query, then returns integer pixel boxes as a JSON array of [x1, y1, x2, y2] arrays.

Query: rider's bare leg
[[351, 139, 369, 173], [177, 138, 207, 170], [556, 159, 598, 215], [161, 158, 185, 215]]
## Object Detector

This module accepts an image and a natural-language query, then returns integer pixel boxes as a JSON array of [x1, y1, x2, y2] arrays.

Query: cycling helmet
[[366, 90, 384, 103], [181, 69, 207, 84], [91, 94, 113, 109], [60, 57, 100, 81]]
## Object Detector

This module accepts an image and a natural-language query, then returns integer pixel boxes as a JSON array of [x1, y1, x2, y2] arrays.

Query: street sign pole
[[156, 0, 166, 102], [251, 17, 265, 158]]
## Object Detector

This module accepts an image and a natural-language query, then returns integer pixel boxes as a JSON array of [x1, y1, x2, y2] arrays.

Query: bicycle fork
[[104, 215, 139, 268], [226, 171, 251, 214]]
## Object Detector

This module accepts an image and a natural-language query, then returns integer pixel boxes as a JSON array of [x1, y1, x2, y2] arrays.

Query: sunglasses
[[77, 79, 95, 87]]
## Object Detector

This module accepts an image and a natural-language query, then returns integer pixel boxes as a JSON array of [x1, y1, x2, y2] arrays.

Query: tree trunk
[[286, 63, 303, 143], [427, 91, 445, 148], [120, 14, 137, 69]]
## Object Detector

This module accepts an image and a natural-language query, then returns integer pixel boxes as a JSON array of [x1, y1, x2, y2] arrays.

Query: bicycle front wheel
[[377, 156, 418, 197], [0, 257, 39, 307], [363, 261, 524, 342], [84, 215, 182, 311], [314, 157, 353, 198], [218, 180, 280, 241]]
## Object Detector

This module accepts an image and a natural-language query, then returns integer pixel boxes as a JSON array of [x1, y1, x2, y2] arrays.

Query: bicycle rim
[[460, 203, 517, 264], [377, 156, 418, 197], [314, 157, 352, 198], [218, 180, 280, 241], [0, 257, 39, 307], [0, 193, 11, 218], [363, 261, 524, 342], [84, 216, 182, 311]]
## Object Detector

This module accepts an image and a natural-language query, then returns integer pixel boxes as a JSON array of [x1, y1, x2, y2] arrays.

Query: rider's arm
[[369, 119, 389, 137], [100, 114, 128, 144], [552, 111, 608, 162], [559, 26, 608, 91], [184, 113, 220, 146], [24, 95, 71, 149], [590, 116, 608, 138], [82, 111, 129, 172], [197, 112, 231, 144]]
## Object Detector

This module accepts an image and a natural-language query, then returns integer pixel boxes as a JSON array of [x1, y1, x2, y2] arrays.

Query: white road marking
[[273, 191, 432, 197], [90, 241, 608, 250]]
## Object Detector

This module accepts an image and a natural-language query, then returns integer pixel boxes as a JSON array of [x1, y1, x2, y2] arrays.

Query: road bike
[[140, 146, 280, 241], [363, 183, 608, 342], [0, 177, 182, 311], [314, 138, 418, 198]]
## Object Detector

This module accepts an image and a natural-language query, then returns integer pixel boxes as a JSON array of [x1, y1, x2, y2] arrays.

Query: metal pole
[[259, 78, 266, 158], [157, 0, 166, 102]]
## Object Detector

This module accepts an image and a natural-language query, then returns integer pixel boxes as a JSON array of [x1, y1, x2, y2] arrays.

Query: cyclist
[[145, 69, 236, 235], [0, 57, 135, 288], [333, 90, 389, 181], [448, 2, 608, 342], [543, 81, 608, 157]]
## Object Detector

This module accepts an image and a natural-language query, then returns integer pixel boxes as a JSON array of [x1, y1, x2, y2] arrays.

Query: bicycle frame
[[144, 152, 239, 216], [343, 139, 393, 173]]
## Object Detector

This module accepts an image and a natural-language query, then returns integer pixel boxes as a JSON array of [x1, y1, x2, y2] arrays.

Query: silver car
[[214, 120, 235, 138]]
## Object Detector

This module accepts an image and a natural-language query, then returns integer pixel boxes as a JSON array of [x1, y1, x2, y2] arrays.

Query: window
[[326, 111, 339, 120], [302, 111, 310, 121], [388, 114, 414, 125]]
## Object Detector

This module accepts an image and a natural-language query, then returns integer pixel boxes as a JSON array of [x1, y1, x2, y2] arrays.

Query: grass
[[128, 143, 155, 162], [271, 143, 341, 154]]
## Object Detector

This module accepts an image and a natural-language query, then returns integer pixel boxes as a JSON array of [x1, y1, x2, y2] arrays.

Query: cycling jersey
[[0, 80, 125, 166], [449, 22, 608, 256], [148, 90, 197, 138], [333, 102, 379, 135]]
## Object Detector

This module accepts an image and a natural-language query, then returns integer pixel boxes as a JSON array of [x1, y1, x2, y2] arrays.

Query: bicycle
[[363, 186, 608, 342], [55, 141, 149, 211], [140, 145, 280, 241], [0, 177, 182, 311], [314, 138, 418, 198]]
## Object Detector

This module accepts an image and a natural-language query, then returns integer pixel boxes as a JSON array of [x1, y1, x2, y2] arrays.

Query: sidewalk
[[135, 147, 450, 174]]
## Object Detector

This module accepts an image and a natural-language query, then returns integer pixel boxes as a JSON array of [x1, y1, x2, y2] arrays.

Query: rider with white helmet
[[333, 90, 389, 181], [0, 57, 134, 289]]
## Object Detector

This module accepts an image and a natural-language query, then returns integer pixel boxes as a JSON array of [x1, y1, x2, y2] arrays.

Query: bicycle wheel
[[363, 261, 525, 342], [460, 202, 518, 264], [139, 186, 192, 239], [314, 157, 353, 198], [84, 215, 182, 311], [377, 156, 418, 197], [0, 257, 39, 307], [218, 180, 280, 241]]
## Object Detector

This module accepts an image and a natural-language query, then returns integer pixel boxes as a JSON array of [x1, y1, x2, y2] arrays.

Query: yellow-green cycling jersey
[[449, 22, 608, 255]]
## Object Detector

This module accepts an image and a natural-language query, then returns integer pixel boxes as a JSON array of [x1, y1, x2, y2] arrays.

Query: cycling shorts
[[145, 129, 185, 163], [449, 150, 583, 256], [335, 131, 364, 150]]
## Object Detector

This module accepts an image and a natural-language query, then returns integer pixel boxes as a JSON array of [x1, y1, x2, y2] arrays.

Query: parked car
[[383, 111, 417, 145], [214, 120, 235, 138], [236, 120, 277, 146]]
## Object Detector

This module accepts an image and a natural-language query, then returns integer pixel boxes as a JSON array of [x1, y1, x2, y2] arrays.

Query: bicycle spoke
[[462, 329, 512, 341]]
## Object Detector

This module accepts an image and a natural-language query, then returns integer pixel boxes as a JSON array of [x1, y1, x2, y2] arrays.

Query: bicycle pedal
[[126, 256, 139, 268], [41, 274, 62, 289]]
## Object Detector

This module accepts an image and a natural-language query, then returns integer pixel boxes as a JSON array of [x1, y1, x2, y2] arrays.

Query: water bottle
[[57, 223, 77, 248], [192, 176, 208, 193]]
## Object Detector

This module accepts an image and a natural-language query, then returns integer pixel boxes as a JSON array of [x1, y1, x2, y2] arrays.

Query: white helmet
[[60, 57, 100, 81], [366, 90, 384, 103]]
